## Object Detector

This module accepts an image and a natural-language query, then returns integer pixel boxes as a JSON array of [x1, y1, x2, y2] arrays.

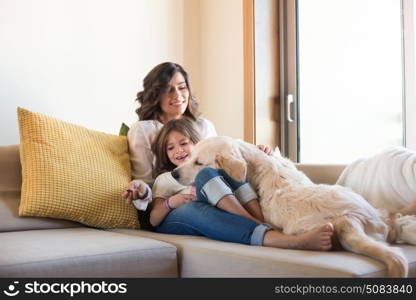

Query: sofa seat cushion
[[110, 229, 416, 277], [0, 228, 177, 277], [0, 191, 81, 232]]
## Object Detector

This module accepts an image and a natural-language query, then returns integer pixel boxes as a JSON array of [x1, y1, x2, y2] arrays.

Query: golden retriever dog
[[172, 136, 408, 277]]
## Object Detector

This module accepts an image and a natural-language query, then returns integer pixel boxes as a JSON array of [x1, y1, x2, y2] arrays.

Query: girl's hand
[[122, 180, 149, 204], [257, 144, 274, 156], [168, 193, 196, 208]]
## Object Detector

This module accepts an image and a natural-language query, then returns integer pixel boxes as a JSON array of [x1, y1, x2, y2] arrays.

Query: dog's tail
[[335, 216, 408, 278]]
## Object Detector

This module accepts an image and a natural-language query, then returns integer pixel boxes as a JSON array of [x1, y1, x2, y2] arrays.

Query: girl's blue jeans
[[155, 168, 271, 246]]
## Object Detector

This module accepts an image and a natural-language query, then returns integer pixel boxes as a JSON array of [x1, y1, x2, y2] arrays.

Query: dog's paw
[[396, 215, 416, 245]]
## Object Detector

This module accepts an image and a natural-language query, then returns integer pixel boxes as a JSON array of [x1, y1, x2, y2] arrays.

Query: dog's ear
[[216, 153, 247, 182]]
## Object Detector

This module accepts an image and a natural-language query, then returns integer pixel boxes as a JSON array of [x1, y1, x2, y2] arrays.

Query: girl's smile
[[175, 152, 189, 163], [166, 130, 195, 167]]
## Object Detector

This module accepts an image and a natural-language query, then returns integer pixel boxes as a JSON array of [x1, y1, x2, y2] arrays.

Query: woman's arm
[[198, 118, 217, 138], [128, 121, 157, 186]]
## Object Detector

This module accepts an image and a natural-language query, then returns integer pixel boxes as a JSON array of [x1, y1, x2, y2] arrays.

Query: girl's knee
[[218, 169, 247, 190], [196, 167, 220, 180]]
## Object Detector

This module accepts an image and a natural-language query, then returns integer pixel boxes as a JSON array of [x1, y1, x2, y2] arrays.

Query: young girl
[[148, 118, 334, 251]]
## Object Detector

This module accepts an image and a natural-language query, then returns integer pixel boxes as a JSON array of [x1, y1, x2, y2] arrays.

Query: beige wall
[[0, 0, 245, 145], [0, 0, 184, 145], [184, 0, 245, 139]]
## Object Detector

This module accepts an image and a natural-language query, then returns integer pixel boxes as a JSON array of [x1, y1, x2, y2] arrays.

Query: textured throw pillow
[[17, 107, 139, 229]]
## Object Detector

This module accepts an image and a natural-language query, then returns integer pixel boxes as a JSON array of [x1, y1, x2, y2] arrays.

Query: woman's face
[[159, 72, 189, 122], [166, 130, 195, 167]]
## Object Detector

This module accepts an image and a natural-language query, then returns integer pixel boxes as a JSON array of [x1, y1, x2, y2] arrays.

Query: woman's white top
[[128, 117, 217, 186]]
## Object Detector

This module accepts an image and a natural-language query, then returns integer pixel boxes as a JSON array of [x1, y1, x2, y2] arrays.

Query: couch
[[1, 145, 416, 277]]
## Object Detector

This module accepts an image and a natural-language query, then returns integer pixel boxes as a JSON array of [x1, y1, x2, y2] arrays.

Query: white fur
[[174, 136, 408, 277], [336, 146, 416, 245]]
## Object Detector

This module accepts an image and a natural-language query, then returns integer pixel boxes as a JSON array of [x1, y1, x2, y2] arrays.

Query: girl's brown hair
[[136, 62, 201, 121], [152, 118, 202, 177]]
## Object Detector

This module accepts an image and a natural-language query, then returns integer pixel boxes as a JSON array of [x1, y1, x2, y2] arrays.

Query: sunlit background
[[297, 0, 404, 164]]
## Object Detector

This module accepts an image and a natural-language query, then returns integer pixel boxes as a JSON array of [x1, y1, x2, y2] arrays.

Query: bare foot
[[294, 223, 334, 251]]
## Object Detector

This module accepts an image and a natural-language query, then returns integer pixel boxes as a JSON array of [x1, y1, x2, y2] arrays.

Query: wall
[[0, 0, 245, 145], [0, 0, 184, 145], [183, 0, 245, 139]]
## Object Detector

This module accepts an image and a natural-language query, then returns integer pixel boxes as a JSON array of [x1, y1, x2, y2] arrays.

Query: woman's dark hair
[[135, 62, 200, 121], [152, 118, 202, 177]]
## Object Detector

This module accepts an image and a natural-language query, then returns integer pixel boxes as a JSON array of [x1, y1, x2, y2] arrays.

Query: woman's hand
[[167, 193, 196, 209], [257, 144, 274, 156], [122, 179, 149, 204]]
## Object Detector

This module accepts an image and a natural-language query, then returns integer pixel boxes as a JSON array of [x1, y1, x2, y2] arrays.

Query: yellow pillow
[[17, 107, 139, 229]]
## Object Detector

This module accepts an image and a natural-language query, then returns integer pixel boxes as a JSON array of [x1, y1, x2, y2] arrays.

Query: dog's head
[[171, 136, 247, 186]]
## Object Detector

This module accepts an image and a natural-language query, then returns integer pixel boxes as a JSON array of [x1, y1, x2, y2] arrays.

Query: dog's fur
[[173, 136, 408, 277]]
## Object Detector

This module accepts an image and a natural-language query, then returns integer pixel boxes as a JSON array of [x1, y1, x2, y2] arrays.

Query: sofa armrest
[[0, 145, 21, 192], [0, 145, 83, 232], [296, 164, 346, 185]]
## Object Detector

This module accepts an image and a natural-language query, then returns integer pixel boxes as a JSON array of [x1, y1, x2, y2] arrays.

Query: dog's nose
[[171, 169, 180, 180]]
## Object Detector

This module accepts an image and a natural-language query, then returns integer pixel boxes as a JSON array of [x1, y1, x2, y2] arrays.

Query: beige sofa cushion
[[0, 228, 177, 277], [296, 164, 345, 185], [110, 229, 416, 278], [0, 191, 80, 232]]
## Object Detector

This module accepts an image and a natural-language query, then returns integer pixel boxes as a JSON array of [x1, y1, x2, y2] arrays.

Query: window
[[279, 0, 416, 164]]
